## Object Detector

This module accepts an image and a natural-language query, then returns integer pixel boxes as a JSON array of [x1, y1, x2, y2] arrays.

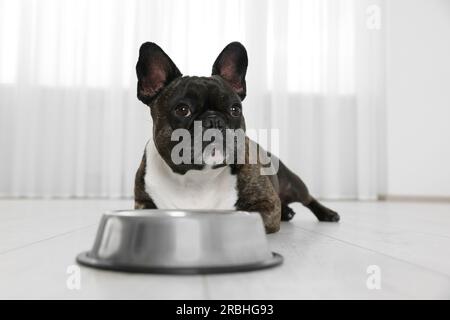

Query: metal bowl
[[76, 209, 283, 274]]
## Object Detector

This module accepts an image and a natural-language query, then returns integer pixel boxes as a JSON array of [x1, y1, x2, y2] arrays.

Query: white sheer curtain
[[0, 0, 385, 199]]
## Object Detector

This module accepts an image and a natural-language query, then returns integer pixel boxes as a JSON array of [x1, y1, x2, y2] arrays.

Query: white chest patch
[[144, 141, 238, 210]]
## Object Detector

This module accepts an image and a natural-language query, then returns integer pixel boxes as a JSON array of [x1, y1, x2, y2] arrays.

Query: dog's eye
[[174, 105, 191, 117], [230, 105, 241, 117]]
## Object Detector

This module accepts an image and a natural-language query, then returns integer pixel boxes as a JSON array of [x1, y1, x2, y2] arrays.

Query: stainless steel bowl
[[76, 209, 283, 274]]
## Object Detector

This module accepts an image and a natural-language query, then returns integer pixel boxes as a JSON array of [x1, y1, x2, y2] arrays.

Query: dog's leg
[[239, 199, 281, 234], [236, 164, 282, 233], [134, 151, 158, 210], [274, 156, 340, 222], [134, 200, 156, 209]]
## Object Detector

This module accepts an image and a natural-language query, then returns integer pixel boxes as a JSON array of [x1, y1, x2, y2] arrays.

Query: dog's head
[[136, 42, 248, 173]]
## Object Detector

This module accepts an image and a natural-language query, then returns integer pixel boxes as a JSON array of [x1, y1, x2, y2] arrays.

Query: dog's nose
[[203, 115, 225, 130]]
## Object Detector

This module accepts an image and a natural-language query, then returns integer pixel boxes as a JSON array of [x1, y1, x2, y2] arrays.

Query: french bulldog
[[134, 42, 340, 233]]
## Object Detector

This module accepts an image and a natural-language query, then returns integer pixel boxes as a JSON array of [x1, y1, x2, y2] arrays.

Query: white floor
[[0, 199, 449, 299]]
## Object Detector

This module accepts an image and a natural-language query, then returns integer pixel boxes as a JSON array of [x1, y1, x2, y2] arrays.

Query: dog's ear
[[136, 42, 182, 105], [212, 42, 248, 100]]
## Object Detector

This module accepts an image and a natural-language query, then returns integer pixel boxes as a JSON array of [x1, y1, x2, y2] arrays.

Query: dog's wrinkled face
[[136, 42, 248, 174]]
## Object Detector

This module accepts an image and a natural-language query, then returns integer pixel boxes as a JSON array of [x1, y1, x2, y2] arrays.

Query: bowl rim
[[76, 251, 283, 275], [103, 209, 256, 218]]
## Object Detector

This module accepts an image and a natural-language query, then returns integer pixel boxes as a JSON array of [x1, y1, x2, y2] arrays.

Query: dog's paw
[[281, 205, 296, 221], [317, 208, 340, 222], [307, 200, 340, 222]]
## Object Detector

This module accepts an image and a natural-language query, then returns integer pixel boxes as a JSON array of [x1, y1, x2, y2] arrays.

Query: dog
[[134, 42, 340, 233]]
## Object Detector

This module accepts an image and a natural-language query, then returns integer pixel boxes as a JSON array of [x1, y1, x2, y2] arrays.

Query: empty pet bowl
[[76, 209, 283, 274]]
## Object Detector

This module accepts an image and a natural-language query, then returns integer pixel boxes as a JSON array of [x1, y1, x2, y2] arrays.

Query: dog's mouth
[[169, 139, 236, 169], [167, 126, 246, 170], [203, 143, 225, 166]]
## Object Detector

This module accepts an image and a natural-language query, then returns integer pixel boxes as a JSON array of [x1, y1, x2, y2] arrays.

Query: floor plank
[[204, 221, 450, 299], [0, 226, 207, 299], [0, 199, 133, 253], [0, 200, 449, 299], [289, 201, 450, 277]]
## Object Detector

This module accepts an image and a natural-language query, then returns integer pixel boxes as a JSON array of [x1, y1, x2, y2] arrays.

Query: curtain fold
[[0, 0, 385, 199]]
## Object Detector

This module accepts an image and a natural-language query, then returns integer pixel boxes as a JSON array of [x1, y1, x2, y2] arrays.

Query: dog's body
[[134, 42, 340, 233]]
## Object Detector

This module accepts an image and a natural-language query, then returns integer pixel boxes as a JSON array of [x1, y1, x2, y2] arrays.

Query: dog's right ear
[[136, 42, 182, 105]]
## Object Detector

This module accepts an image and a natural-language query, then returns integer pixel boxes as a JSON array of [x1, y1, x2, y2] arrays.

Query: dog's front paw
[[281, 204, 296, 221]]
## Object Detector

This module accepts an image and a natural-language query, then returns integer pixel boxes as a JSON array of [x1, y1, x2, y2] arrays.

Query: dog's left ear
[[212, 42, 248, 100]]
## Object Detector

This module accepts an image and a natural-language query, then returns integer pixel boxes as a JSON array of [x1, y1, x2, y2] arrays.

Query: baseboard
[[379, 194, 450, 203]]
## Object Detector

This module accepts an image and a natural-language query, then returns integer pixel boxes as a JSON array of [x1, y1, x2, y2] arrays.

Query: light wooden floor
[[0, 199, 449, 299]]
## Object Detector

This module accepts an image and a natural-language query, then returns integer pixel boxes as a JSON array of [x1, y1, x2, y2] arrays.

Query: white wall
[[386, 0, 450, 197]]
